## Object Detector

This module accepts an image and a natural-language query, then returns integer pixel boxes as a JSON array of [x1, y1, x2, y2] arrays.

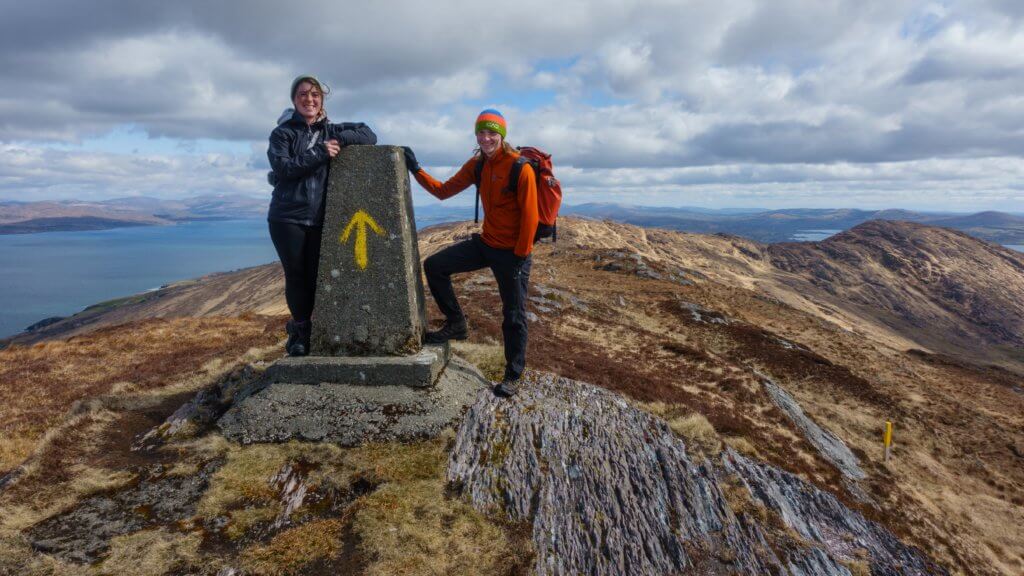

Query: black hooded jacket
[[267, 110, 377, 226]]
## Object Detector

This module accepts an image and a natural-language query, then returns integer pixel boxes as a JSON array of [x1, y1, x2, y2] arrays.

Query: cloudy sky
[[2, 0, 1023, 211]]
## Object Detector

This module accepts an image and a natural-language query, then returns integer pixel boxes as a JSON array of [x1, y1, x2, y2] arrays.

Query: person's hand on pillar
[[401, 146, 421, 173], [325, 139, 341, 158]]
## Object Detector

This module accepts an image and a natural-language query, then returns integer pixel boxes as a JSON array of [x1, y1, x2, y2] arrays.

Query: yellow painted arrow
[[340, 209, 385, 270]]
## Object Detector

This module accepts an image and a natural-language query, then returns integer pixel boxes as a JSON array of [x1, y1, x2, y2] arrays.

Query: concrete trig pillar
[[311, 145, 426, 356], [259, 145, 448, 389], [217, 145, 489, 445]]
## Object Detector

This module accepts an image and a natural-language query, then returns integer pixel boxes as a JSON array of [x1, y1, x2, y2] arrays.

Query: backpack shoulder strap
[[473, 156, 485, 188], [474, 156, 484, 223], [507, 156, 528, 193]]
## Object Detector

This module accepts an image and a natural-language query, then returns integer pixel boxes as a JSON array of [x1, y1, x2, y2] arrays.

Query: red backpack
[[474, 146, 563, 242]]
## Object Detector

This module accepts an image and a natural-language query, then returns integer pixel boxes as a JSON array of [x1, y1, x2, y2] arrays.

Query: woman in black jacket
[[267, 75, 377, 355]]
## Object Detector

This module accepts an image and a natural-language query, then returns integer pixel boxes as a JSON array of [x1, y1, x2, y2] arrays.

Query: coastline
[[0, 215, 253, 235], [0, 219, 277, 341], [0, 216, 157, 235]]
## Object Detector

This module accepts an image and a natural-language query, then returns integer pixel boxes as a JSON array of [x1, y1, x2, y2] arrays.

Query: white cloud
[[0, 143, 264, 201], [0, 0, 1022, 211]]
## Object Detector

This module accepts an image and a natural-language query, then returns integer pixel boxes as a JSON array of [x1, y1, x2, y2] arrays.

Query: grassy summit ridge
[[0, 217, 1021, 574]]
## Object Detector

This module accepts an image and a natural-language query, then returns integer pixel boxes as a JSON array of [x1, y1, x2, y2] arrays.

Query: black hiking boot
[[425, 317, 468, 344], [493, 377, 520, 398], [288, 320, 311, 357]]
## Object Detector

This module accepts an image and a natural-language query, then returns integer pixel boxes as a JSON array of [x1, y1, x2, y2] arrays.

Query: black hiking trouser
[[268, 220, 323, 323], [424, 234, 532, 380]]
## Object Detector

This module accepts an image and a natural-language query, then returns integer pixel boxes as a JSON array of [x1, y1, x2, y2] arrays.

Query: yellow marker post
[[883, 421, 893, 462], [340, 209, 385, 270]]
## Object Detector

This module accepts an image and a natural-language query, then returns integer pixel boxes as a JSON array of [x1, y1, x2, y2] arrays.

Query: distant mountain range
[[0, 195, 266, 234], [4, 196, 1023, 245], [561, 203, 1024, 244]]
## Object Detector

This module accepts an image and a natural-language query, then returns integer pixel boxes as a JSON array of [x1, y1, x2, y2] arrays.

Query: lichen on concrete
[[218, 357, 489, 445]]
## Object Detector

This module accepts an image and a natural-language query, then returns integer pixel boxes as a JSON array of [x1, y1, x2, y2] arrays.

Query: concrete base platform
[[263, 343, 449, 388], [217, 356, 489, 445]]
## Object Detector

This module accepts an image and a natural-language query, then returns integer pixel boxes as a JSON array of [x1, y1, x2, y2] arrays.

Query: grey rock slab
[[132, 365, 264, 451], [723, 450, 942, 576], [449, 373, 781, 575], [757, 371, 866, 480], [312, 145, 426, 356], [677, 299, 732, 324], [264, 344, 449, 388], [448, 372, 944, 576], [218, 356, 488, 445], [28, 461, 220, 564]]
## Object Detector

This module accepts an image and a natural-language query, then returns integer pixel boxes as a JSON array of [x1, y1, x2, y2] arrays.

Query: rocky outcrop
[[593, 249, 697, 285], [132, 364, 264, 451], [758, 372, 866, 480], [722, 453, 934, 575], [448, 373, 944, 576], [29, 461, 221, 564]]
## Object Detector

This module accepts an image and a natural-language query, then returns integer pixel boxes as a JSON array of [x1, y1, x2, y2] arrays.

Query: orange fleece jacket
[[413, 147, 539, 258]]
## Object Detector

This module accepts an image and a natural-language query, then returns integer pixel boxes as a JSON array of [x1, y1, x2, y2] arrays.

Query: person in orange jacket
[[402, 109, 538, 397]]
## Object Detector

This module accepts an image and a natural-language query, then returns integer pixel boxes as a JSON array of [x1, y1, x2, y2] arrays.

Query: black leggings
[[269, 221, 323, 323]]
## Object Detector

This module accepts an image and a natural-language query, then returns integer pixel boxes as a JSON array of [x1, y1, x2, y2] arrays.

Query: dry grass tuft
[[343, 434, 452, 484], [171, 434, 527, 573], [724, 436, 761, 458], [5, 402, 118, 487], [163, 433, 232, 477], [667, 412, 722, 453], [843, 559, 872, 576], [66, 464, 136, 497], [196, 442, 298, 536], [197, 436, 457, 544], [240, 518, 346, 575], [240, 516, 348, 573], [0, 529, 79, 576], [354, 478, 531, 576], [0, 404, 134, 533], [640, 402, 722, 454], [451, 341, 505, 381], [201, 435, 529, 575], [98, 529, 202, 576], [0, 438, 36, 476], [0, 463, 137, 536]]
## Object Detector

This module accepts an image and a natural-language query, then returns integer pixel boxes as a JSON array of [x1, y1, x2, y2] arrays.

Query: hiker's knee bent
[[424, 253, 443, 277]]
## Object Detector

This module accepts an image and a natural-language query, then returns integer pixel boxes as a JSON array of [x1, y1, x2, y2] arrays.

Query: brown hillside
[[767, 220, 1024, 361], [2, 217, 1022, 574], [13, 217, 1022, 373]]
